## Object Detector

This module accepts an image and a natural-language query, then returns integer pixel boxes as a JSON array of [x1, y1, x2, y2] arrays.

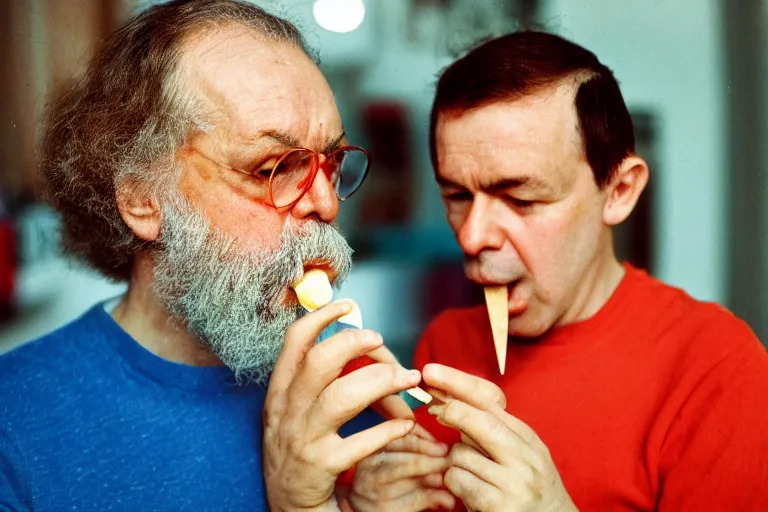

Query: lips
[[506, 280, 528, 316], [469, 273, 530, 316], [300, 262, 338, 284], [284, 263, 337, 307]]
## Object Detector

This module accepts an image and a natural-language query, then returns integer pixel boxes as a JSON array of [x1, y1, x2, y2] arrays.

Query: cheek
[[518, 201, 599, 280], [179, 173, 286, 253], [208, 202, 285, 252]]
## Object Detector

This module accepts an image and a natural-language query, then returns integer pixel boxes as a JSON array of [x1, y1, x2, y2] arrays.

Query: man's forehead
[[436, 87, 585, 191], [180, 25, 340, 150]]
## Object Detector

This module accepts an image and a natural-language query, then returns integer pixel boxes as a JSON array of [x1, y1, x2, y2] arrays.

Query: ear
[[602, 155, 649, 226], [116, 180, 162, 242]]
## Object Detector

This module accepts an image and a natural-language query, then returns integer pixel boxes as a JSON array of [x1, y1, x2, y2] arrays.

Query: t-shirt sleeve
[[657, 331, 768, 511], [0, 425, 33, 511]]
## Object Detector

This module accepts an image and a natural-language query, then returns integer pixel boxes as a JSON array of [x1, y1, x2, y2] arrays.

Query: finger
[[383, 432, 448, 457], [269, 300, 354, 398], [359, 452, 451, 484], [306, 363, 421, 435], [373, 393, 415, 421], [351, 487, 455, 512], [318, 419, 415, 474], [428, 400, 540, 469], [423, 387, 450, 405], [410, 423, 437, 442], [444, 466, 501, 512], [288, 328, 387, 409], [421, 472, 444, 489], [355, 471, 448, 500], [365, 343, 403, 366], [459, 432, 489, 458], [422, 364, 507, 410], [400, 489, 456, 511], [424, 366, 543, 451], [449, 443, 507, 489]]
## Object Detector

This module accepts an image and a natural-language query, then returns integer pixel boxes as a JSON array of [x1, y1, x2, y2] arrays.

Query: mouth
[[470, 276, 529, 317], [284, 262, 338, 307], [506, 280, 528, 316], [293, 262, 338, 285]]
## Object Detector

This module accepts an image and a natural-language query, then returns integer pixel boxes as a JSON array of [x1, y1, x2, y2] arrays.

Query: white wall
[[541, 0, 727, 303], [0, 261, 126, 354]]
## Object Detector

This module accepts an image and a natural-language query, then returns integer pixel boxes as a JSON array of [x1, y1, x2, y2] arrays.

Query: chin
[[508, 310, 553, 339]]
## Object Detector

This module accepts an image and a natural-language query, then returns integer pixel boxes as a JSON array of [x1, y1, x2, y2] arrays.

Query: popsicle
[[292, 269, 361, 327], [291, 269, 432, 404], [484, 285, 509, 375]]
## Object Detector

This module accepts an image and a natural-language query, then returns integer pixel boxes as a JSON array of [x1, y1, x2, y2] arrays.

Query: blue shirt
[[0, 304, 381, 511]]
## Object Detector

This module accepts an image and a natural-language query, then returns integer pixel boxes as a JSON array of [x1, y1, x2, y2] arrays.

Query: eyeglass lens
[[271, 148, 368, 208]]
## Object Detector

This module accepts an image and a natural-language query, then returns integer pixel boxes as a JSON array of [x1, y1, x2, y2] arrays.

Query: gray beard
[[151, 198, 353, 385]]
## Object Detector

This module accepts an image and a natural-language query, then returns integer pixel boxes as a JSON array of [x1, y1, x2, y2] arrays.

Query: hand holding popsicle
[[292, 270, 434, 406], [423, 364, 577, 512], [263, 292, 425, 512]]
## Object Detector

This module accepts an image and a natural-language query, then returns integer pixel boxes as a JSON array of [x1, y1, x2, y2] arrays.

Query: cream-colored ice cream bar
[[292, 269, 334, 311], [405, 387, 433, 405], [291, 269, 363, 328]]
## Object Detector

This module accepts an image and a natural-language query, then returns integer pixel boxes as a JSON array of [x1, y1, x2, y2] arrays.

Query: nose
[[457, 194, 505, 256], [290, 157, 340, 223]]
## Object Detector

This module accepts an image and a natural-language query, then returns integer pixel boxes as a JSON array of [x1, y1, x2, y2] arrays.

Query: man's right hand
[[263, 300, 422, 512], [348, 424, 456, 512]]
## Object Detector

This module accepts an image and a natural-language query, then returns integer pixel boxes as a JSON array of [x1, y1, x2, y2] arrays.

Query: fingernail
[[401, 420, 415, 434], [398, 368, 420, 385], [428, 404, 445, 416], [334, 300, 352, 313]]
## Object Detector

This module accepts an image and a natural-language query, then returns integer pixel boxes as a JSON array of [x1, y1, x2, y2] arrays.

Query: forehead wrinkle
[[181, 25, 341, 158]]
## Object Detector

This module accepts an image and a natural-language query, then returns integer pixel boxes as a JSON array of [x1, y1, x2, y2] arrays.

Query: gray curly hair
[[39, 0, 315, 281]]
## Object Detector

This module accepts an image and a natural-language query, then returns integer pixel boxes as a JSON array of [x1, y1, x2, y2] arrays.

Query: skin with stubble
[[436, 80, 639, 338], [350, 79, 648, 512]]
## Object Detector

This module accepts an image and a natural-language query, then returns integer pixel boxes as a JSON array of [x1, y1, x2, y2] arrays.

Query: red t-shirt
[[413, 265, 768, 511]]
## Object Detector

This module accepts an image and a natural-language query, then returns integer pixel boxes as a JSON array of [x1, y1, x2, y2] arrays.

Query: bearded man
[[0, 1, 421, 511]]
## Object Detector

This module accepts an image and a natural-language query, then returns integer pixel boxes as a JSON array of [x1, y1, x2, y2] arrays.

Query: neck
[[558, 235, 626, 327], [111, 253, 222, 367]]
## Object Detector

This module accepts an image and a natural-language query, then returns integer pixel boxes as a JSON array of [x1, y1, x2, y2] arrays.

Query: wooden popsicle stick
[[484, 285, 509, 375], [405, 387, 434, 405], [366, 344, 435, 411]]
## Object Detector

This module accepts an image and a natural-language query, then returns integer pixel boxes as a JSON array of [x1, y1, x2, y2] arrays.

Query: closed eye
[[245, 157, 279, 179], [241, 167, 268, 179], [442, 190, 473, 202], [506, 197, 536, 208]]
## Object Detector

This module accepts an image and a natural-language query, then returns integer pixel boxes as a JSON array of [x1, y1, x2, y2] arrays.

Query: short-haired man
[[348, 31, 768, 512]]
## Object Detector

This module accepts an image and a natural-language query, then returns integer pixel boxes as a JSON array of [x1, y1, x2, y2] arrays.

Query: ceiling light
[[313, 0, 365, 33]]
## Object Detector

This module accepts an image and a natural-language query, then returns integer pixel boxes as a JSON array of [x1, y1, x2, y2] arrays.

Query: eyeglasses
[[189, 145, 370, 210]]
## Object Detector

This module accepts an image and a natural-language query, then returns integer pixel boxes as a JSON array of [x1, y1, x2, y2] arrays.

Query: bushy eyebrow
[[244, 129, 347, 153]]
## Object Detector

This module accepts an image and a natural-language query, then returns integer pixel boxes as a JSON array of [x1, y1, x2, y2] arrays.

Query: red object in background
[[358, 101, 414, 225], [0, 219, 16, 310]]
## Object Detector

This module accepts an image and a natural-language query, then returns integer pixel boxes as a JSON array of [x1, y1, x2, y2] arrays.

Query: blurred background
[[0, 0, 766, 366]]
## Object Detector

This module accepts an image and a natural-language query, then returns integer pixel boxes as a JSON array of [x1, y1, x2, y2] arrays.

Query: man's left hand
[[423, 364, 578, 512]]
